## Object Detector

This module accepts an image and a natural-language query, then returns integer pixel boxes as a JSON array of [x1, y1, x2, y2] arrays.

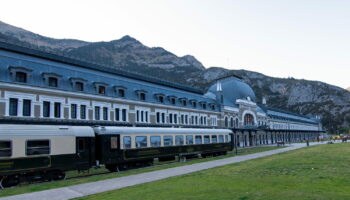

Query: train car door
[[76, 137, 93, 171]]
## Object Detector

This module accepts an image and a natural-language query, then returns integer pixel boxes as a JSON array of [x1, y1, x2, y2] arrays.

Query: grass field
[[76, 143, 350, 200], [0, 146, 281, 198]]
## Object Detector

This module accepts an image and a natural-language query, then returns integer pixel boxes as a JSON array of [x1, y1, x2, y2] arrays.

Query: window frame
[[0, 140, 12, 158], [135, 136, 148, 148], [163, 135, 173, 146], [123, 136, 131, 149], [150, 136, 161, 147], [26, 139, 50, 156]]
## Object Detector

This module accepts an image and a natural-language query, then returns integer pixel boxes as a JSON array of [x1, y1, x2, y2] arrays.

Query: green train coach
[[0, 125, 233, 188]]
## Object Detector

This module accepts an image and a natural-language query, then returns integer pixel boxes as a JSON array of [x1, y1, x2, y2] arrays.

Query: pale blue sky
[[1, 0, 349, 89]]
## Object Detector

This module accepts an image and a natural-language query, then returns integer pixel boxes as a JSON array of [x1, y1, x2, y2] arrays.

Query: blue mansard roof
[[259, 105, 320, 125], [0, 39, 204, 95], [0, 40, 218, 111]]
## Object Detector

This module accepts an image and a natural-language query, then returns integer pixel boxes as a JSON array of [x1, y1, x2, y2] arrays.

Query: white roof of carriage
[[0, 125, 95, 138], [94, 126, 232, 135]]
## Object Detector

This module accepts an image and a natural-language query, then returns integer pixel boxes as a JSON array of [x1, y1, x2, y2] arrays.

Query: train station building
[[0, 40, 323, 147]]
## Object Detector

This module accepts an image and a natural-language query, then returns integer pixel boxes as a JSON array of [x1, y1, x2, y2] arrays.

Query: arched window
[[235, 118, 239, 127], [244, 114, 254, 126], [230, 117, 234, 128], [224, 117, 228, 127]]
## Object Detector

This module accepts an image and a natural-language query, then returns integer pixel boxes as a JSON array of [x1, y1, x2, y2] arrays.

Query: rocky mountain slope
[[1, 21, 349, 133]]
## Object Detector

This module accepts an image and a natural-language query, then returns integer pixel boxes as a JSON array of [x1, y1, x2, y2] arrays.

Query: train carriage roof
[[94, 127, 232, 135], [0, 125, 95, 138]]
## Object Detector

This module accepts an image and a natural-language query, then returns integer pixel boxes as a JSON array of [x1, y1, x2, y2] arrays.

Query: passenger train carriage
[[0, 125, 232, 188]]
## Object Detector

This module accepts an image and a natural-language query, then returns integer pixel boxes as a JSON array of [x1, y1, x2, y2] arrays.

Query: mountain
[[1, 21, 349, 133]]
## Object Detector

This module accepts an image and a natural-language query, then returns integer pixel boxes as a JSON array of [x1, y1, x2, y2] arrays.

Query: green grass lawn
[[76, 143, 350, 200], [0, 146, 281, 197]]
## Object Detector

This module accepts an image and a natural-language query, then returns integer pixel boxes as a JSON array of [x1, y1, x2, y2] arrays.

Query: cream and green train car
[[0, 125, 95, 188], [93, 127, 233, 172]]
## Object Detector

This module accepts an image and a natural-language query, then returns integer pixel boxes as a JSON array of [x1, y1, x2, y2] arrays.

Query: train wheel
[[50, 170, 66, 181], [1, 175, 20, 188], [106, 164, 119, 172]]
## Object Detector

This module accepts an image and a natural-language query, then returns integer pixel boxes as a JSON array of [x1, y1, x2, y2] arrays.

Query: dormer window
[[9, 66, 32, 83], [140, 93, 146, 100], [155, 93, 165, 103], [94, 82, 109, 95], [114, 86, 127, 98], [98, 86, 106, 94], [43, 72, 62, 88], [70, 78, 87, 92], [200, 102, 207, 109], [168, 96, 177, 105], [75, 82, 84, 91], [190, 100, 197, 108], [210, 104, 215, 110], [179, 98, 188, 107], [136, 90, 147, 101], [48, 77, 58, 87], [16, 72, 27, 83]]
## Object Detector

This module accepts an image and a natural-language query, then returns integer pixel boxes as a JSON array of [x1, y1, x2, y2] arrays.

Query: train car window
[[186, 135, 194, 145], [150, 136, 161, 147], [163, 136, 173, 146], [136, 136, 147, 148], [78, 139, 85, 152], [195, 135, 202, 144], [211, 135, 217, 143], [175, 135, 184, 145], [0, 141, 12, 157], [123, 136, 131, 149], [204, 135, 210, 144], [218, 135, 224, 143], [26, 140, 50, 156], [111, 137, 118, 149]]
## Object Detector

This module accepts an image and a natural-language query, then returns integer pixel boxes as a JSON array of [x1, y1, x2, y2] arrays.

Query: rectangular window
[[171, 98, 176, 105], [204, 135, 210, 144], [123, 136, 131, 149], [115, 108, 120, 121], [0, 141, 12, 157], [195, 135, 202, 144], [23, 99, 31, 117], [26, 140, 50, 156], [169, 114, 173, 124], [136, 110, 140, 122], [150, 136, 161, 147], [48, 77, 58, 87], [145, 111, 148, 122], [9, 98, 18, 116], [219, 135, 224, 143], [141, 111, 144, 122], [158, 96, 164, 103], [15, 72, 27, 83], [135, 136, 147, 148], [75, 82, 84, 91], [175, 135, 184, 145], [43, 101, 50, 117], [103, 107, 108, 120], [71, 104, 77, 119], [185, 115, 188, 124], [186, 135, 194, 145], [122, 109, 127, 121], [211, 135, 217, 143], [163, 136, 173, 146], [95, 106, 100, 120], [181, 115, 184, 124], [161, 113, 165, 123], [54, 102, 61, 118], [225, 135, 229, 142], [80, 105, 86, 119], [111, 137, 118, 149], [174, 114, 178, 124], [156, 112, 160, 123]]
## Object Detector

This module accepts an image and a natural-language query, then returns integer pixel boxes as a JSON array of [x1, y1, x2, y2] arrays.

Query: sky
[[1, 0, 349, 89]]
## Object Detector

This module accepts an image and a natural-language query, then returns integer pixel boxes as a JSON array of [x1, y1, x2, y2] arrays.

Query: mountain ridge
[[0, 20, 349, 133]]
